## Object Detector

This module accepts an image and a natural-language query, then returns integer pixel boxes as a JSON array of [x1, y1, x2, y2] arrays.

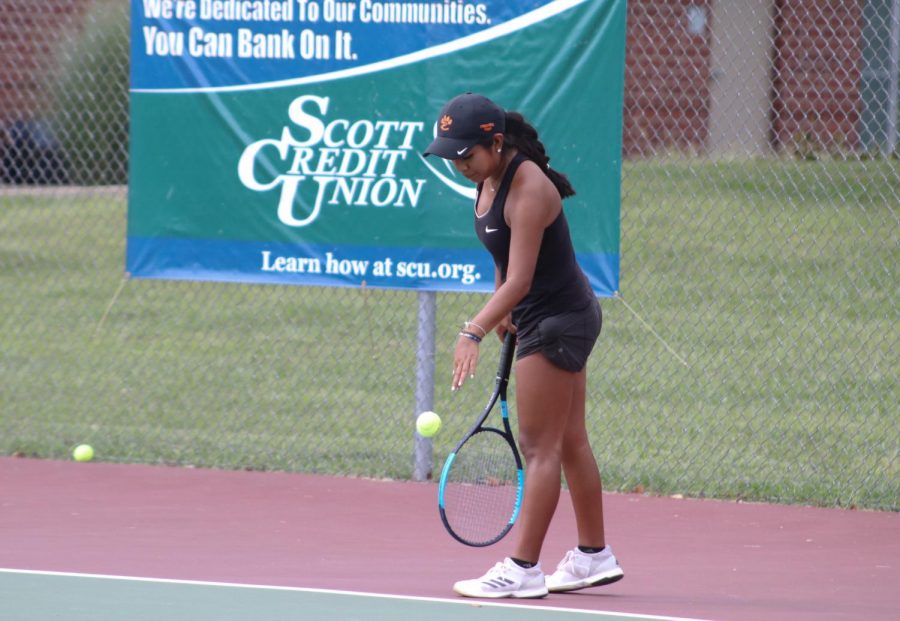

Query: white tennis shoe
[[453, 558, 549, 599], [545, 546, 624, 593]]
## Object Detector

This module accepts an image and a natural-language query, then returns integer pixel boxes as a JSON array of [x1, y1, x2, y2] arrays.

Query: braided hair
[[502, 111, 576, 199]]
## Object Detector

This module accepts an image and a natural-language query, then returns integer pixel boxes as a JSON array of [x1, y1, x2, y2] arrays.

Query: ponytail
[[502, 111, 576, 199]]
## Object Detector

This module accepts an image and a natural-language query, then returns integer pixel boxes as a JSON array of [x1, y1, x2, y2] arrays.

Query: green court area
[[0, 569, 705, 621]]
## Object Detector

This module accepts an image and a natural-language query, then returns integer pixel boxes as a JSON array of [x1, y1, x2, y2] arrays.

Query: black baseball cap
[[423, 93, 506, 159]]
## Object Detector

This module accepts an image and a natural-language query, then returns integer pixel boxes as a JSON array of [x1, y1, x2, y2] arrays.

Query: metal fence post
[[888, 0, 899, 153], [413, 290, 437, 481]]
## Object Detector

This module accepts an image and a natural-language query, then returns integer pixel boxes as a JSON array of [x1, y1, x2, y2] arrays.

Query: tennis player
[[424, 93, 625, 598]]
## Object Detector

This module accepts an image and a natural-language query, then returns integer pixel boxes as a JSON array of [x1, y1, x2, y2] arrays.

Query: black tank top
[[475, 153, 594, 335]]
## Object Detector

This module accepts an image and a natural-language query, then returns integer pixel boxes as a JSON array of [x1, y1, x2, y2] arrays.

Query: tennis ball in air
[[73, 444, 94, 462], [416, 411, 442, 437]]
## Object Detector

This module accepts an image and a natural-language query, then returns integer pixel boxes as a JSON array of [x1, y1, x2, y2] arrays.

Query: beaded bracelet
[[463, 321, 487, 337], [458, 331, 482, 344]]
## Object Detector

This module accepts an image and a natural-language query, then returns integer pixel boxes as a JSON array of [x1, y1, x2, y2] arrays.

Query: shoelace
[[480, 562, 518, 588], [557, 550, 576, 571], [480, 562, 507, 578]]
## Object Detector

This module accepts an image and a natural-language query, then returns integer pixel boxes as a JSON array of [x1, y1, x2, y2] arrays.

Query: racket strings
[[442, 430, 520, 546]]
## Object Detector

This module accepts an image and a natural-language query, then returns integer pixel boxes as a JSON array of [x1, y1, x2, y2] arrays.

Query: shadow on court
[[1, 457, 896, 621]]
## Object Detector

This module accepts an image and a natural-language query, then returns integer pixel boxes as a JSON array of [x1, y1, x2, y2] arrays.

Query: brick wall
[[623, 0, 866, 156], [623, 0, 714, 157], [768, 0, 865, 153], [0, 0, 91, 125]]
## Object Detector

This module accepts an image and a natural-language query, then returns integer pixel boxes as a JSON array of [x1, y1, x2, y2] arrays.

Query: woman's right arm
[[493, 266, 514, 340]]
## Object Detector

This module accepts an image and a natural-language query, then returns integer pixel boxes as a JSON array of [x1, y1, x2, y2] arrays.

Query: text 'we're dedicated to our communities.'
[[141, 0, 491, 60]]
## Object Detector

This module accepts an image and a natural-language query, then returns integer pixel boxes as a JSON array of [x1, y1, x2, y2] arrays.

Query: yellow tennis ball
[[416, 411, 441, 437], [73, 444, 94, 462]]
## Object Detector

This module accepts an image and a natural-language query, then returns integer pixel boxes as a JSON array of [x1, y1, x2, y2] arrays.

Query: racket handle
[[498, 332, 516, 382]]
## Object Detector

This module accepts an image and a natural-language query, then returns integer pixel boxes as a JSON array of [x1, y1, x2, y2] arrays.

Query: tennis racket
[[438, 332, 524, 547]]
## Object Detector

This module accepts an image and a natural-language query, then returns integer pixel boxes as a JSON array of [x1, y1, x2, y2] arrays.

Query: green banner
[[128, 0, 625, 294]]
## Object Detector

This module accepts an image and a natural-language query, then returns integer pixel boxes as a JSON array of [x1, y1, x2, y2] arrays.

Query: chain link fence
[[1, 0, 897, 510]]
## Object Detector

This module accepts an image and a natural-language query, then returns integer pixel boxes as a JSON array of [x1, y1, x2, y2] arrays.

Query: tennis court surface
[[1, 457, 897, 621]]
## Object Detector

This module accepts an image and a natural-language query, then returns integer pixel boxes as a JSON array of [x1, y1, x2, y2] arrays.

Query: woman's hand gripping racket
[[438, 332, 524, 546]]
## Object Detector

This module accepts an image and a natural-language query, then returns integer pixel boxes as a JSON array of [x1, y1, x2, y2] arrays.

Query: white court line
[[0, 567, 712, 621]]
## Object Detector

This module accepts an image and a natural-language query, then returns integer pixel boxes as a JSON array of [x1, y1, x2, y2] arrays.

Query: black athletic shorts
[[516, 298, 602, 372]]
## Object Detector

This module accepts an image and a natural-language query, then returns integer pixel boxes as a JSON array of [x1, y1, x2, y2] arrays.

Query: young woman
[[424, 93, 624, 599]]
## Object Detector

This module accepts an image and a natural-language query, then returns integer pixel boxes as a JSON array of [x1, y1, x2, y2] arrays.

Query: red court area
[[1, 456, 897, 621]]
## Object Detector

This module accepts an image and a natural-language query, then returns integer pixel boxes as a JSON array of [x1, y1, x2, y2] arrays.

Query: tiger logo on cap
[[439, 114, 453, 132]]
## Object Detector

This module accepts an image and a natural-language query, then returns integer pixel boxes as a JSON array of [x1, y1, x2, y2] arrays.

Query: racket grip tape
[[497, 332, 516, 382]]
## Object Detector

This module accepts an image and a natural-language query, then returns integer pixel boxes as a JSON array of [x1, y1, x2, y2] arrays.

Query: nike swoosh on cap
[[485, 227, 499, 233], [456, 147, 468, 155]]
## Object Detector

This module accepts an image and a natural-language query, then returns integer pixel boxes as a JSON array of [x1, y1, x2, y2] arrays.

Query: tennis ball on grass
[[73, 444, 94, 462], [416, 411, 441, 437]]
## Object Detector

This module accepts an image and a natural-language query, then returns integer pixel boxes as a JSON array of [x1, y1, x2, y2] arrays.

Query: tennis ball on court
[[416, 411, 441, 437], [73, 444, 94, 462]]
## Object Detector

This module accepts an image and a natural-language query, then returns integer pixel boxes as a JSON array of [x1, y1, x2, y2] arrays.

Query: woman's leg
[[511, 353, 581, 563], [560, 368, 606, 548], [541, 346, 624, 594]]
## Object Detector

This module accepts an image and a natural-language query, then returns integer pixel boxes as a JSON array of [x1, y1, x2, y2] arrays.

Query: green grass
[[1, 158, 898, 511]]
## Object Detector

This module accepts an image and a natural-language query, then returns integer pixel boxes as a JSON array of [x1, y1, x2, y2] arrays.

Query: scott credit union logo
[[237, 95, 427, 227]]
